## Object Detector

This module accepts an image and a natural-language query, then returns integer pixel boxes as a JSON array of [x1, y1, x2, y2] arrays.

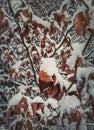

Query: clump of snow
[[88, 80, 94, 98], [40, 57, 63, 87], [18, 85, 31, 93], [76, 67, 94, 81], [24, 96, 33, 114], [12, 60, 22, 73], [66, 43, 84, 69], [59, 95, 80, 115], [7, 92, 23, 109], [32, 96, 45, 103], [45, 97, 59, 109]]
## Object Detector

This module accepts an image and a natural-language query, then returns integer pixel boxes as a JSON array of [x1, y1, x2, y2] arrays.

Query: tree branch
[[82, 34, 92, 55], [65, 57, 80, 94], [50, 26, 73, 57], [7, 0, 38, 85]]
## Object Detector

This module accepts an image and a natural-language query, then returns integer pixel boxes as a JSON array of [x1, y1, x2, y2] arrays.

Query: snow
[[32, 11, 50, 28], [32, 96, 44, 103], [59, 95, 80, 115], [40, 57, 64, 87], [45, 97, 59, 108], [78, 117, 87, 130], [88, 80, 94, 98], [66, 42, 84, 69], [18, 85, 31, 93], [76, 67, 94, 81], [43, 106, 51, 118], [7, 92, 23, 109], [24, 96, 33, 113], [12, 60, 22, 73]]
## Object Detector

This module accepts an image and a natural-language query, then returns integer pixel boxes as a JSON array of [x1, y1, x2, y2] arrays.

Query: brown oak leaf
[[0, 9, 4, 25], [73, 10, 90, 37], [38, 70, 51, 82]]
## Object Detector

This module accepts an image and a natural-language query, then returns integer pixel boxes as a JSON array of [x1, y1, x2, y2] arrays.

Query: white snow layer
[[40, 57, 64, 87], [7, 92, 23, 109]]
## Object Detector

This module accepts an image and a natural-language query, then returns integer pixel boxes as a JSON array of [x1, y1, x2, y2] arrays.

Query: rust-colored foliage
[[76, 57, 83, 68], [33, 28, 40, 36], [53, 13, 60, 23], [43, 27, 49, 35], [15, 9, 32, 20], [31, 20, 38, 28], [38, 70, 51, 82], [15, 10, 21, 19], [5, 53, 13, 63], [67, 75, 74, 82], [49, 22, 57, 34], [32, 103, 43, 116], [9, 68, 20, 79], [68, 110, 82, 125], [37, 23, 45, 29], [46, 83, 64, 100], [0, 9, 4, 25], [26, 120, 33, 130], [22, 9, 32, 18], [3, 19, 9, 32], [73, 10, 90, 37], [21, 26, 29, 38], [66, 68, 74, 74], [41, 37, 46, 48], [59, 14, 66, 23], [53, 13, 66, 26], [26, 71, 31, 78], [0, 9, 9, 33]]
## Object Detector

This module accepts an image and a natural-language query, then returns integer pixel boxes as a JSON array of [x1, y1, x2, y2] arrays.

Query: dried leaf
[[73, 11, 90, 37], [31, 20, 38, 28], [62, 62, 67, 70], [21, 27, 29, 38], [67, 75, 74, 82], [41, 38, 46, 48], [83, 10, 90, 28], [37, 23, 45, 29], [49, 23, 57, 34], [33, 28, 40, 36], [15, 10, 21, 19], [66, 68, 74, 74], [2, 19, 9, 33], [22, 9, 31, 18], [38, 70, 51, 82], [27, 71, 31, 78], [76, 57, 83, 68], [0, 9, 4, 25], [53, 13, 60, 23], [59, 14, 66, 23], [43, 27, 49, 35]]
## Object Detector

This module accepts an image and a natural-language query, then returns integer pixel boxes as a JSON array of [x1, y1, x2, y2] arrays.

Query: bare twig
[[65, 57, 80, 94], [82, 34, 92, 55], [50, 26, 73, 57]]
